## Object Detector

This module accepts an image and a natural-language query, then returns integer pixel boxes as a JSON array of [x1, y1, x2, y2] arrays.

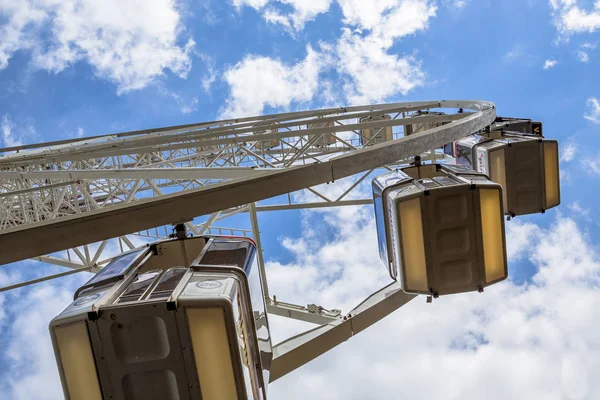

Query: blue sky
[[1, 0, 600, 399]]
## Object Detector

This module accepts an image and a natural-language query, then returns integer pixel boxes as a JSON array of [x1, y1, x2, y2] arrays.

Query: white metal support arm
[[0, 101, 495, 305], [0, 100, 495, 267], [269, 282, 416, 382]]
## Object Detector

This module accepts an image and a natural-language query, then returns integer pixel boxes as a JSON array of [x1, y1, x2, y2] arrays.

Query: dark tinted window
[[149, 268, 187, 300], [116, 270, 162, 303], [199, 239, 254, 272], [86, 249, 146, 287]]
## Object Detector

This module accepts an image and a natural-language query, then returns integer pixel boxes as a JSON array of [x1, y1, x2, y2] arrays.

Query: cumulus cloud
[[237, 0, 440, 36], [0, 0, 194, 94], [234, 0, 332, 31], [335, 0, 435, 104], [544, 59, 558, 69], [2, 177, 600, 400], [232, 0, 270, 9], [337, 0, 402, 31], [221, 46, 327, 118], [1, 284, 78, 399], [267, 0, 332, 31], [0, 238, 151, 397], [584, 97, 600, 123], [265, 196, 600, 399], [549, 0, 600, 37], [505, 220, 542, 261], [223, 0, 435, 113], [338, 0, 436, 42], [336, 30, 425, 104]]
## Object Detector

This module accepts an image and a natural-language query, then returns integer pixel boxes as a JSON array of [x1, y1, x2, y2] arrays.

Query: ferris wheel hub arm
[[269, 281, 416, 382], [0, 100, 495, 267]]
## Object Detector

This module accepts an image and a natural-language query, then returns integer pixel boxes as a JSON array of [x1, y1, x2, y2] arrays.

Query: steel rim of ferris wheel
[[0, 99, 495, 293]]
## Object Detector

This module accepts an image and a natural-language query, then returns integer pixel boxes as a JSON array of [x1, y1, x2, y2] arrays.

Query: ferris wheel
[[0, 100, 559, 399], [0, 100, 494, 280]]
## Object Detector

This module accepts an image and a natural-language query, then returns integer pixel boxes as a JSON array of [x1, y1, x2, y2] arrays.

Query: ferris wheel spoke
[[0, 100, 495, 276]]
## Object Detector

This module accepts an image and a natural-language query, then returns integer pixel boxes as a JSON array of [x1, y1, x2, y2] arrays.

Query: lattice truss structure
[[0, 101, 495, 296]]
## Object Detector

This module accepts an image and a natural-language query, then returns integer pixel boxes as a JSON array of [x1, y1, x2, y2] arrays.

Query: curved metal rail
[[0, 100, 495, 266]]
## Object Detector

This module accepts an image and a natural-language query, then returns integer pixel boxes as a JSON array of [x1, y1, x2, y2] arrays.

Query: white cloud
[[0, 239, 148, 398], [577, 50, 590, 62], [584, 97, 600, 123], [157, 86, 199, 114], [2, 286, 74, 399], [266, 202, 600, 399], [200, 55, 218, 93], [0, 1, 44, 70], [319, 79, 343, 108], [560, 168, 571, 184], [337, 0, 398, 31], [334, 0, 436, 104], [505, 220, 542, 261], [582, 42, 597, 49], [550, 0, 600, 36], [453, 0, 470, 7], [224, 0, 435, 110], [582, 156, 600, 175], [336, 30, 425, 104], [232, 0, 270, 9], [76, 127, 84, 138], [441, 0, 470, 8], [561, 142, 577, 162], [1, 115, 37, 148], [0, 0, 194, 94], [221, 46, 326, 118], [4, 176, 600, 400], [173, 94, 199, 114], [1, 114, 23, 148], [580, 147, 600, 176], [569, 201, 590, 219], [234, 0, 332, 31], [0, 275, 90, 399], [263, 8, 294, 29], [268, 0, 333, 31], [234, 0, 436, 39], [337, 0, 437, 43], [199, 0, 220, 25], [544, 59, 558, 69]]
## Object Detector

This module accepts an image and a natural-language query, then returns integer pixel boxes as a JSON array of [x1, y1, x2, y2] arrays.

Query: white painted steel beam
[[267, 300, 342, 325], [249, 202, 270, 300], [254, 199, 373, 212], [0, 167, 269, 180], [0, 101, 441, 156], [33, 255, 86, 269], [0, 266, 93, 293], [0, 100, 495, 266], [269, 282, 416, 382], [0, 105, 465, 166]]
